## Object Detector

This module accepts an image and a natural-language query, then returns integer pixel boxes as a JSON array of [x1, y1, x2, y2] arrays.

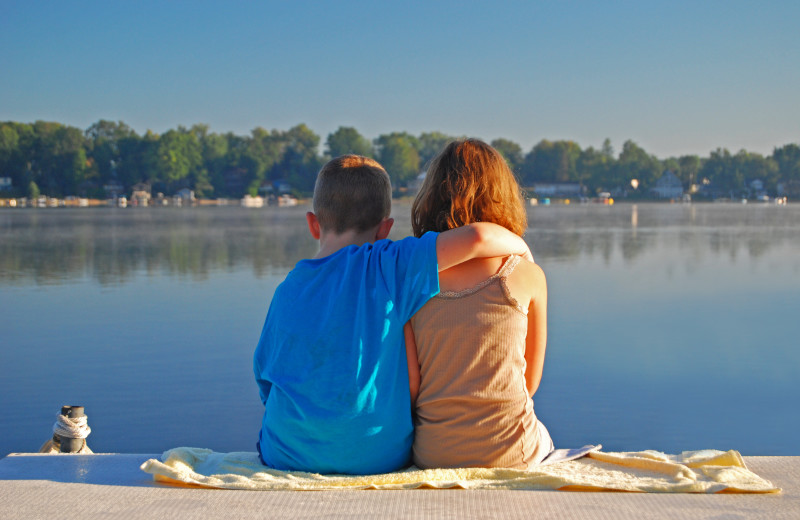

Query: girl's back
[[410, 255, 552, 469]]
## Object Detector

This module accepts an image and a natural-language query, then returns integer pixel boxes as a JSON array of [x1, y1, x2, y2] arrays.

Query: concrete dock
[[1, 453, 798, 519]]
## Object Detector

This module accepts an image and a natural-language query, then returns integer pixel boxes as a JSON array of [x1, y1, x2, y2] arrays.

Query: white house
[[103, 181, 124, 198], [176, 188, 196, 203], [531, 182, 584, 198], [651, 171, 684, 199], [407, 171, 427, 193], [130, 183, 152, 207], [241, 194, 264, 208]]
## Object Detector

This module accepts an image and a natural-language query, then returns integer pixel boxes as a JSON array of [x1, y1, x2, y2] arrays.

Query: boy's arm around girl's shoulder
[[434, 222, 533, 271]]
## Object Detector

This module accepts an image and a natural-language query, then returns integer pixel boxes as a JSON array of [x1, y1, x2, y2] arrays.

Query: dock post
[[58, 405, 87, 453]]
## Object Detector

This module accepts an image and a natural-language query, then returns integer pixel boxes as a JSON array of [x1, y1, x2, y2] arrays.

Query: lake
[[1, 202, 798, 458]]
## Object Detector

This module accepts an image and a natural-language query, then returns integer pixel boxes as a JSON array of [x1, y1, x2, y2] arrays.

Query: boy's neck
[[306, 213, 393, 259], [314, 229, 380, 259]]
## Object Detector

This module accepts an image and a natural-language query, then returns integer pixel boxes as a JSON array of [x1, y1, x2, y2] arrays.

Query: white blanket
[[140, 447, 779, 493]]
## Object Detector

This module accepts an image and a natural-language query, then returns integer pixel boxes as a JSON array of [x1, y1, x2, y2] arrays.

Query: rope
[[52, 412, 91, 439]]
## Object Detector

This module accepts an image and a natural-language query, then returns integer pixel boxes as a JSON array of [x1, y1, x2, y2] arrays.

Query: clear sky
[[2, 0, 798, 158]]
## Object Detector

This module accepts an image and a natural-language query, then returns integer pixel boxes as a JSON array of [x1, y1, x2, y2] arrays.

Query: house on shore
[[651, 171, 684, 199], [531, 182, 585, 199], [174, 188, 196, 206], [777, 181, 800, 198], [130, 183, 152, 207], [241, 194, 264, 208], [103, 181, 124, 199]]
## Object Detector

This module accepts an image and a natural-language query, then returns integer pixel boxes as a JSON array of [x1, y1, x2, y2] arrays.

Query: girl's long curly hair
[[412, 138, 527, 238]]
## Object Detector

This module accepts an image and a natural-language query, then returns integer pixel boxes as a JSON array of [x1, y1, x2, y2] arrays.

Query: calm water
[[1, 203, 799, 458]]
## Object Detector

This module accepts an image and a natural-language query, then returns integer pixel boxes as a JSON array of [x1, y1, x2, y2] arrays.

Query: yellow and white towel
[[140, 447, 779, 493]]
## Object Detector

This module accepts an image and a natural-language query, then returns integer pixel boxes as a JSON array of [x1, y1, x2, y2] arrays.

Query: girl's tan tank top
[[410, 255, 549, 469]]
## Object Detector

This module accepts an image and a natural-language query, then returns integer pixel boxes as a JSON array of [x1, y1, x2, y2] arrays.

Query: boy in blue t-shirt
[[254, 155, 532, 474]]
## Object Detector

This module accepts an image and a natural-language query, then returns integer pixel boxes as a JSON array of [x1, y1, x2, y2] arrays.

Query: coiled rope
[[53, 411, 91, 440]]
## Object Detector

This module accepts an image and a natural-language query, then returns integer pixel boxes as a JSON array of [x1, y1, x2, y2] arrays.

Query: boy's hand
[[522, 244, 534, 264]]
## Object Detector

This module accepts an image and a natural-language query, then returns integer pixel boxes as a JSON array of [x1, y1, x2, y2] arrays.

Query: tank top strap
[[497, 254, 522, 279], [437, 255, 524, 299], [497, 255, 527, 315]]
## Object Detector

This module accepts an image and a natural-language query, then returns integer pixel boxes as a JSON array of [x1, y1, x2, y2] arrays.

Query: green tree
[[374, 132, 420, 187], [490, 138, 524, 174], [677, 155, 701, 189], [27, 122, 90, 196], [0, 123, 20, 166], [522, 140, 581, 185], [0, 123, 21, 194], [199, 130, 228, 197], [700, 148, 744, 196], [247, 127, 283, 186], [86, 119, 136, 142], [115, 131, 158, 191], [215, 132, 254, 196], [85, 120, 137, 188], [0, 123, 34, 195], [772, 144, 800, 183], [28, 180, 40, 199], [270, 124, 321, 194], [601, 138, 615, 160], [152, 128, 203, 193], [184, 124, 215, 197], [325, 127, 373, 158], [735, 151, 778, 194], [417, 131, 454, 168], [615, 140, 661, 191], [577, 146, 612, 193]]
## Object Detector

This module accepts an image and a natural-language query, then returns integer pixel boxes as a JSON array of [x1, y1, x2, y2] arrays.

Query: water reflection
[[0, 206, 317, 285], [2, 202, 798, 456], [528, 203, 800, 270], [2, 203, 798, 285]]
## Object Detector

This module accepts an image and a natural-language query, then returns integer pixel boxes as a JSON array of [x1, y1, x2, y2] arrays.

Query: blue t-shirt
[[254, 232, 439, 474]]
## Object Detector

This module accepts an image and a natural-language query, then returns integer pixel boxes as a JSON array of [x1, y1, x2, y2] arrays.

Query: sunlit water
[[1, 202, 798, 457]]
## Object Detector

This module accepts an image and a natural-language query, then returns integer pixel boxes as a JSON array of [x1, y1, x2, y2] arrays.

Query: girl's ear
[[306, 212, 321, 239], [375, 217, 394, 240]]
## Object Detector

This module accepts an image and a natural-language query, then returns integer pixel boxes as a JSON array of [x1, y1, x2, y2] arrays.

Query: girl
[[406, 139, 554, 469]]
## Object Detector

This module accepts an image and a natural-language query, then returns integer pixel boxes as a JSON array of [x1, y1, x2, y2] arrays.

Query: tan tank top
[[410, 255, 549, 469]]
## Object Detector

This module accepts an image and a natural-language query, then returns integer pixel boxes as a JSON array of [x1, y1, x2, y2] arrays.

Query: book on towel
[[538, 444, 602, 466]]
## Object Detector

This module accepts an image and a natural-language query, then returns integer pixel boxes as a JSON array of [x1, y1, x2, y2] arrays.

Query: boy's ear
[[306, 212, 321, 239], [375, 217, 394, 240]]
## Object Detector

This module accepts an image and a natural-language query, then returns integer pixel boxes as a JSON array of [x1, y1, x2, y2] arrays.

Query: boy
[[254, 155, 532, 474]]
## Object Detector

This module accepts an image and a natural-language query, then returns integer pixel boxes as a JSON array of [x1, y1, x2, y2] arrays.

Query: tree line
[[1, 120, 798, 199]]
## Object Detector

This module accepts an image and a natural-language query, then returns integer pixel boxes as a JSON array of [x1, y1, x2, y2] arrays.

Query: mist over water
[[1, 202, 798, 457]]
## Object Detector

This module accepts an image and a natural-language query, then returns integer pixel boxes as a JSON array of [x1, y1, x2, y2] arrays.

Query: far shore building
[[777, 180, 800, 198], [749, 179, 768, 199], [0, 177, 12, 192], [651, 171, 684, 199], [175, 188, 196, 205], [103, 181, 124, 199], [408, 171, 426, 193], [259, 180, 293, 196], [531, 182, 585, 199], [131, 183, 152, 207], [241, 194, 264, 208]]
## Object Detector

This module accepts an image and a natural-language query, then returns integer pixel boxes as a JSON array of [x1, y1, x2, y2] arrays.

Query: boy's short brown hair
[[313, 155, 392, 234]]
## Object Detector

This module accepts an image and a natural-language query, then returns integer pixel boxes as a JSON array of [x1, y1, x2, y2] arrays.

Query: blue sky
[[2, 1, 798, 158]]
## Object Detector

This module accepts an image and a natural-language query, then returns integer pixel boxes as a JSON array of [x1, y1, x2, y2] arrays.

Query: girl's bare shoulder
[[507, 256, 547, 291], [438, 256, 505, 292]]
